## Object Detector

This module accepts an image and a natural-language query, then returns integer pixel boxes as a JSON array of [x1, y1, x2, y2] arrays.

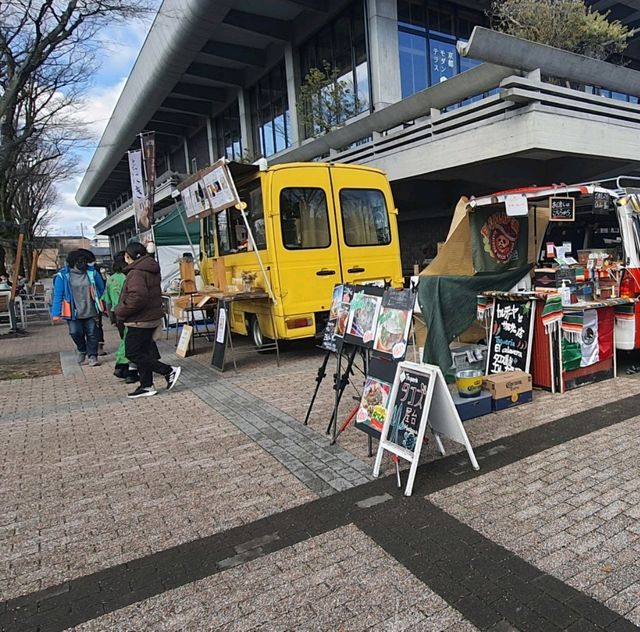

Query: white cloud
[[49, 14, 156, 237]]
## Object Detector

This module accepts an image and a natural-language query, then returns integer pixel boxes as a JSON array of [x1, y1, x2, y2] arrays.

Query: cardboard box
[[450, 389, 492, 422], [483, 371, 533, 411]]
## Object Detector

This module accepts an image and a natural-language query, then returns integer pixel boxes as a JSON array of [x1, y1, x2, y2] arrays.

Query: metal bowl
[[455, 369, 484, 398]]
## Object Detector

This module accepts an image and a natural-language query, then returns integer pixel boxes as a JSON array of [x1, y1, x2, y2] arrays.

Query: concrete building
[[77, 0, 640, 272]]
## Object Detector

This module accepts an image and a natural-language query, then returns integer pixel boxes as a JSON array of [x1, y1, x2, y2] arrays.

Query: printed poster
[[345, 288, 382, 347], [321, 284, 343, 352], [335, 285, 354, 338], [373, 288, 413, 360], [356, 377, 392, 432]]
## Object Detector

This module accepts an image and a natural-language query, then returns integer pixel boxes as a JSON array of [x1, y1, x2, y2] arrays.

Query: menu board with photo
[[344, 286, 383, 348], [372, 288, 414, 360], [334, 285, 354, 339], [321, 284, 343, 352], [355, 376, 392, 435]]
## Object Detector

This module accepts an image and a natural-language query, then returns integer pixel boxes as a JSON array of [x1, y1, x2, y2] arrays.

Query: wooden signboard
[[176, 324, 193, 358], [486, 299, 536, 373], [211, 301, 229, 371], [549, 197, 575, 222], [373, 361, 479, 496]]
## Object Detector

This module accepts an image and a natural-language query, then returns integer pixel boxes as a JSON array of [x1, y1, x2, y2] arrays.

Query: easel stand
[[303, 349, 331, 426], [328, 344, 360, 444]]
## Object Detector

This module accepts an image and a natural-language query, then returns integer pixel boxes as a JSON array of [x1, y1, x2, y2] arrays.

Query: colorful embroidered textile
[[540, 294, 563, 334], [561, 311, 584, 341]]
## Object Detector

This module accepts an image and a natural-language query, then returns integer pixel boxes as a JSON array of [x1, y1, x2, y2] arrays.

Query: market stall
[[419, 180, 640, 399]]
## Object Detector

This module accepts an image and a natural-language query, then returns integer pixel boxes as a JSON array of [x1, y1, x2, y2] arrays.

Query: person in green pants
[[103, 252, 138, 381]]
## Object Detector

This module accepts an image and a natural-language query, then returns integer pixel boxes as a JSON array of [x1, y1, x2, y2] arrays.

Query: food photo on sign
[[356, 377, 392, 433], [335, 285, 354, 338], [373, 288, 414, 359]]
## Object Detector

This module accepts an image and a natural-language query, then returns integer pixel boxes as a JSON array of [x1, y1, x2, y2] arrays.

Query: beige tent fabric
[[421, 196, 474, 277]]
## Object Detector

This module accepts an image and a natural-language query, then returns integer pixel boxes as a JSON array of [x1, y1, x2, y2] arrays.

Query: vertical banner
[[128, 149, 146, 232], [140, 132, 156, 232]]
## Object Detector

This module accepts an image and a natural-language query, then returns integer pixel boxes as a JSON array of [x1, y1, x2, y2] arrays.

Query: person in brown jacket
[[115, 242, 181, 398]]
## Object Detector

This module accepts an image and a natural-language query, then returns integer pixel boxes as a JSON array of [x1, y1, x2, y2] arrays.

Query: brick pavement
[[2, 322, 640, 631], [430, 416, 640, 626], [68, 525, 477, 632]]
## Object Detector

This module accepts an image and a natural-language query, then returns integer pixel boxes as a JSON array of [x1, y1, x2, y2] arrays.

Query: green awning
[[153, 203, 200, 246]]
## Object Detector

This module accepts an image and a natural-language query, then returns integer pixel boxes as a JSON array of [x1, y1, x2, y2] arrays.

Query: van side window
[[243, 184, 266, 250], [280, 188, 331, 249], [216, 210, 232, 254], [340, 189, 391, 246]]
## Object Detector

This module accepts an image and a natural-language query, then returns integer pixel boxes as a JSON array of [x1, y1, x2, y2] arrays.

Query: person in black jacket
[[115, 243, 181, 399]]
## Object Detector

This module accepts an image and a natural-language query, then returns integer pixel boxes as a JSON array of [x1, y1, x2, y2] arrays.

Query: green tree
[[297, 62, 361, 138], [490, 0, 631, 60]]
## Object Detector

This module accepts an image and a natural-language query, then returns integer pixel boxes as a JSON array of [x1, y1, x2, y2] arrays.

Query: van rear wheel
[[250, 315, 266, 349]]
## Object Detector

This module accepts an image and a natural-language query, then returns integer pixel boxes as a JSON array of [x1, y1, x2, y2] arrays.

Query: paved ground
[[1, 322, 640, 631]]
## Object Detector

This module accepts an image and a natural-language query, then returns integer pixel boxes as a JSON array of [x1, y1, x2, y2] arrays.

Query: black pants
[[124, 326, 171, 388]]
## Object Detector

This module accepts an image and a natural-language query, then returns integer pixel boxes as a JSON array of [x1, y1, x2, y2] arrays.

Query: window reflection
[[397, 0, 486, 98], [249, 62, 291, 159], [299, 2, 370, 138]]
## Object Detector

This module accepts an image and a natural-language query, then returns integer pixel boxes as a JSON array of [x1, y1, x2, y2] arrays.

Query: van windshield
[[339, 189, 391, 246]]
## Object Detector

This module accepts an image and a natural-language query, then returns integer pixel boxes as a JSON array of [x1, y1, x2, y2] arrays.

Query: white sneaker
[[128, 386, 158, 399], [165, 366, 182, 391], [77, 352, 87, 365], [88, 356, 100, 367]]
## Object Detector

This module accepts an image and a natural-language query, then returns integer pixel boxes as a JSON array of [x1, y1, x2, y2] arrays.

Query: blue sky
[[50, 14, 157, 237]]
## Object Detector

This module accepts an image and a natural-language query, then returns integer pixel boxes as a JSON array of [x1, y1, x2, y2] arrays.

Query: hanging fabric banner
[[469, 208, 528, 273], [140, 132, 156, 232], [128, 150, 146, 231]]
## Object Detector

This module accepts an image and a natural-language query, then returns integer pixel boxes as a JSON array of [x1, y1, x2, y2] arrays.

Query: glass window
[[340, 189, 391, 246], [429, 38, 458, 84], [203, 215, 215, 257], [399, 31, 428, 98], [280, 188, 330, 249], [239, 180, 266, 250], [216, 210, 232, 255], [211, 101, 242, 162], [299, 2, 370, 138], [398, 1, 486, 98], [249, 62, 291, 158]]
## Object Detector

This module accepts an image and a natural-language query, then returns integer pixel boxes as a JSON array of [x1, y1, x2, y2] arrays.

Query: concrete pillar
[[183, 137, 190, 173], [237, 89, 254, 160], [284, 43, 302, 147], [206, 117, 215, 164], [367, 0, 402, 111]]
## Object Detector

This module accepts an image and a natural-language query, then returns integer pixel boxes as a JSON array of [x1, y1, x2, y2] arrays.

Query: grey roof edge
[[270, 62, 519, 165], [459, 26, 640, 98], [76, 0, 228, 207]]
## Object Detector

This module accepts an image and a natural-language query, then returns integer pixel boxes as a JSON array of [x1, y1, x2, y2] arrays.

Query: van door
[[329, 167, 403, 286], [270, 166, 342, 318]]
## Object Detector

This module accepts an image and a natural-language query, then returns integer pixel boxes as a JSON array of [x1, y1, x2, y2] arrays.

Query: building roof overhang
[[76, 0, 353, 208]]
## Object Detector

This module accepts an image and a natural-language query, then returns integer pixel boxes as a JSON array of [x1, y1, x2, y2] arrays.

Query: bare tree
[[0, 0, 152, 272]]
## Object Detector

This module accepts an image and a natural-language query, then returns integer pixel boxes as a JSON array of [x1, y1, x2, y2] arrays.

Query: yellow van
[[200, 162, 403, 347]]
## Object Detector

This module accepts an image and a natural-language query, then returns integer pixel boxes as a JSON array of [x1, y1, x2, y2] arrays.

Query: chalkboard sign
[[211, 300, 229, 371], [373, 361, 479, 496], [386, 366, 431, 454], [594, 191, 610, 211], [550, 197, 575, 222], [321, 284, 343, 352], [486, 299, 536, 373]]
